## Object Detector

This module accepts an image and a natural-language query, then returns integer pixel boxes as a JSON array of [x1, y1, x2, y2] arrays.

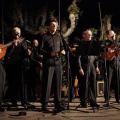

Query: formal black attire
[[5, 40, 29, 106], [39, 31, 64, 110], [0, 60, 6, 111], [103, 40, 120, 103], [78, 55, 99, 107]]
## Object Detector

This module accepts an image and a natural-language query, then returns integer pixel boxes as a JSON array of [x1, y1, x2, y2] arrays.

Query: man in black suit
[[39, 18, 66, 112], [77, 29, 100, 108]]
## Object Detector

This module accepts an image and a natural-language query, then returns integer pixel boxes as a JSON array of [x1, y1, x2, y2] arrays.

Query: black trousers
[[0, 61, 6, 102], [41, 58, 62, 106], [78, 63, 97, 103], [7, 62, 28, 104], [104, 60, 120, 101]]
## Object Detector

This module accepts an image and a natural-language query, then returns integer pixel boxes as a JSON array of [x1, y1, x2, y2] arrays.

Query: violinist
[[4, 27, 31, 108]]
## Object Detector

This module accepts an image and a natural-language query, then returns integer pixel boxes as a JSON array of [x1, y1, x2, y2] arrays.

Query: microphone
[[74, 37, 81, 41], [26, 40, 31, 43]]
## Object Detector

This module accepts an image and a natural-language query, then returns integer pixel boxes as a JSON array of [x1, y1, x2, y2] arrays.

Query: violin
[[0, 37, 25, 59]]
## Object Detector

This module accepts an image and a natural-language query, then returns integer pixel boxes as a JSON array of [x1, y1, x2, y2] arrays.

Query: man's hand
[[61, 50, 65, 55], [38, 62, 43, 68], [96, 67, 100, 74], [79, 69, 84, 76], [108, 48, 114, 53], [27, 49, 31, 56]]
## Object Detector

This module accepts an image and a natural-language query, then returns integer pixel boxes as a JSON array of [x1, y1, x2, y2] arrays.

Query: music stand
[[76, 41, 102, 56], [75, 40, 102, 112]]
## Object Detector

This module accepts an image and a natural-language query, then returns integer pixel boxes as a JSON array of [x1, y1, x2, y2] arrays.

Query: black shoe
[[22, 101, 35, 109], [55, 105, 65, 113], [41, 103, 49, 112], [0, 106, 5, 112], [21, 101, 31, 105], [81, 101, 87, 108], [11, 102, 17, 107], [116, 99, 120, 103], [90, 102, 100, 107], [41, 107, 49, 112], [24, 102, 31, 106], [81, 103, 87, 108], [104, 96, 111, 103], [103, 103, 109, 107], [22, 102, 35, 108], [21, 103, 28, 109]]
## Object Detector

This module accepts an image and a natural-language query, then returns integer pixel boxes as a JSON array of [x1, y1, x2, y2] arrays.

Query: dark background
[[1, 0, 120, 39], [50, 0, 120, 30], [44, 0, 120, 38]]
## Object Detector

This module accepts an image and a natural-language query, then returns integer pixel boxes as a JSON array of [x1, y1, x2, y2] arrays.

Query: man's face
[[33, 40, 38, 47], [108, 31, 115, 37], [13, 29, 21, 38], [48, 22, 58, 33], [83, 31, 92, 41], [107, 30, 116, 40]]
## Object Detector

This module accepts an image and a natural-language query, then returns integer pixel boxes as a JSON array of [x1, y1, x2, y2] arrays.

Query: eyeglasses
[[15, 33, 20, 36]]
